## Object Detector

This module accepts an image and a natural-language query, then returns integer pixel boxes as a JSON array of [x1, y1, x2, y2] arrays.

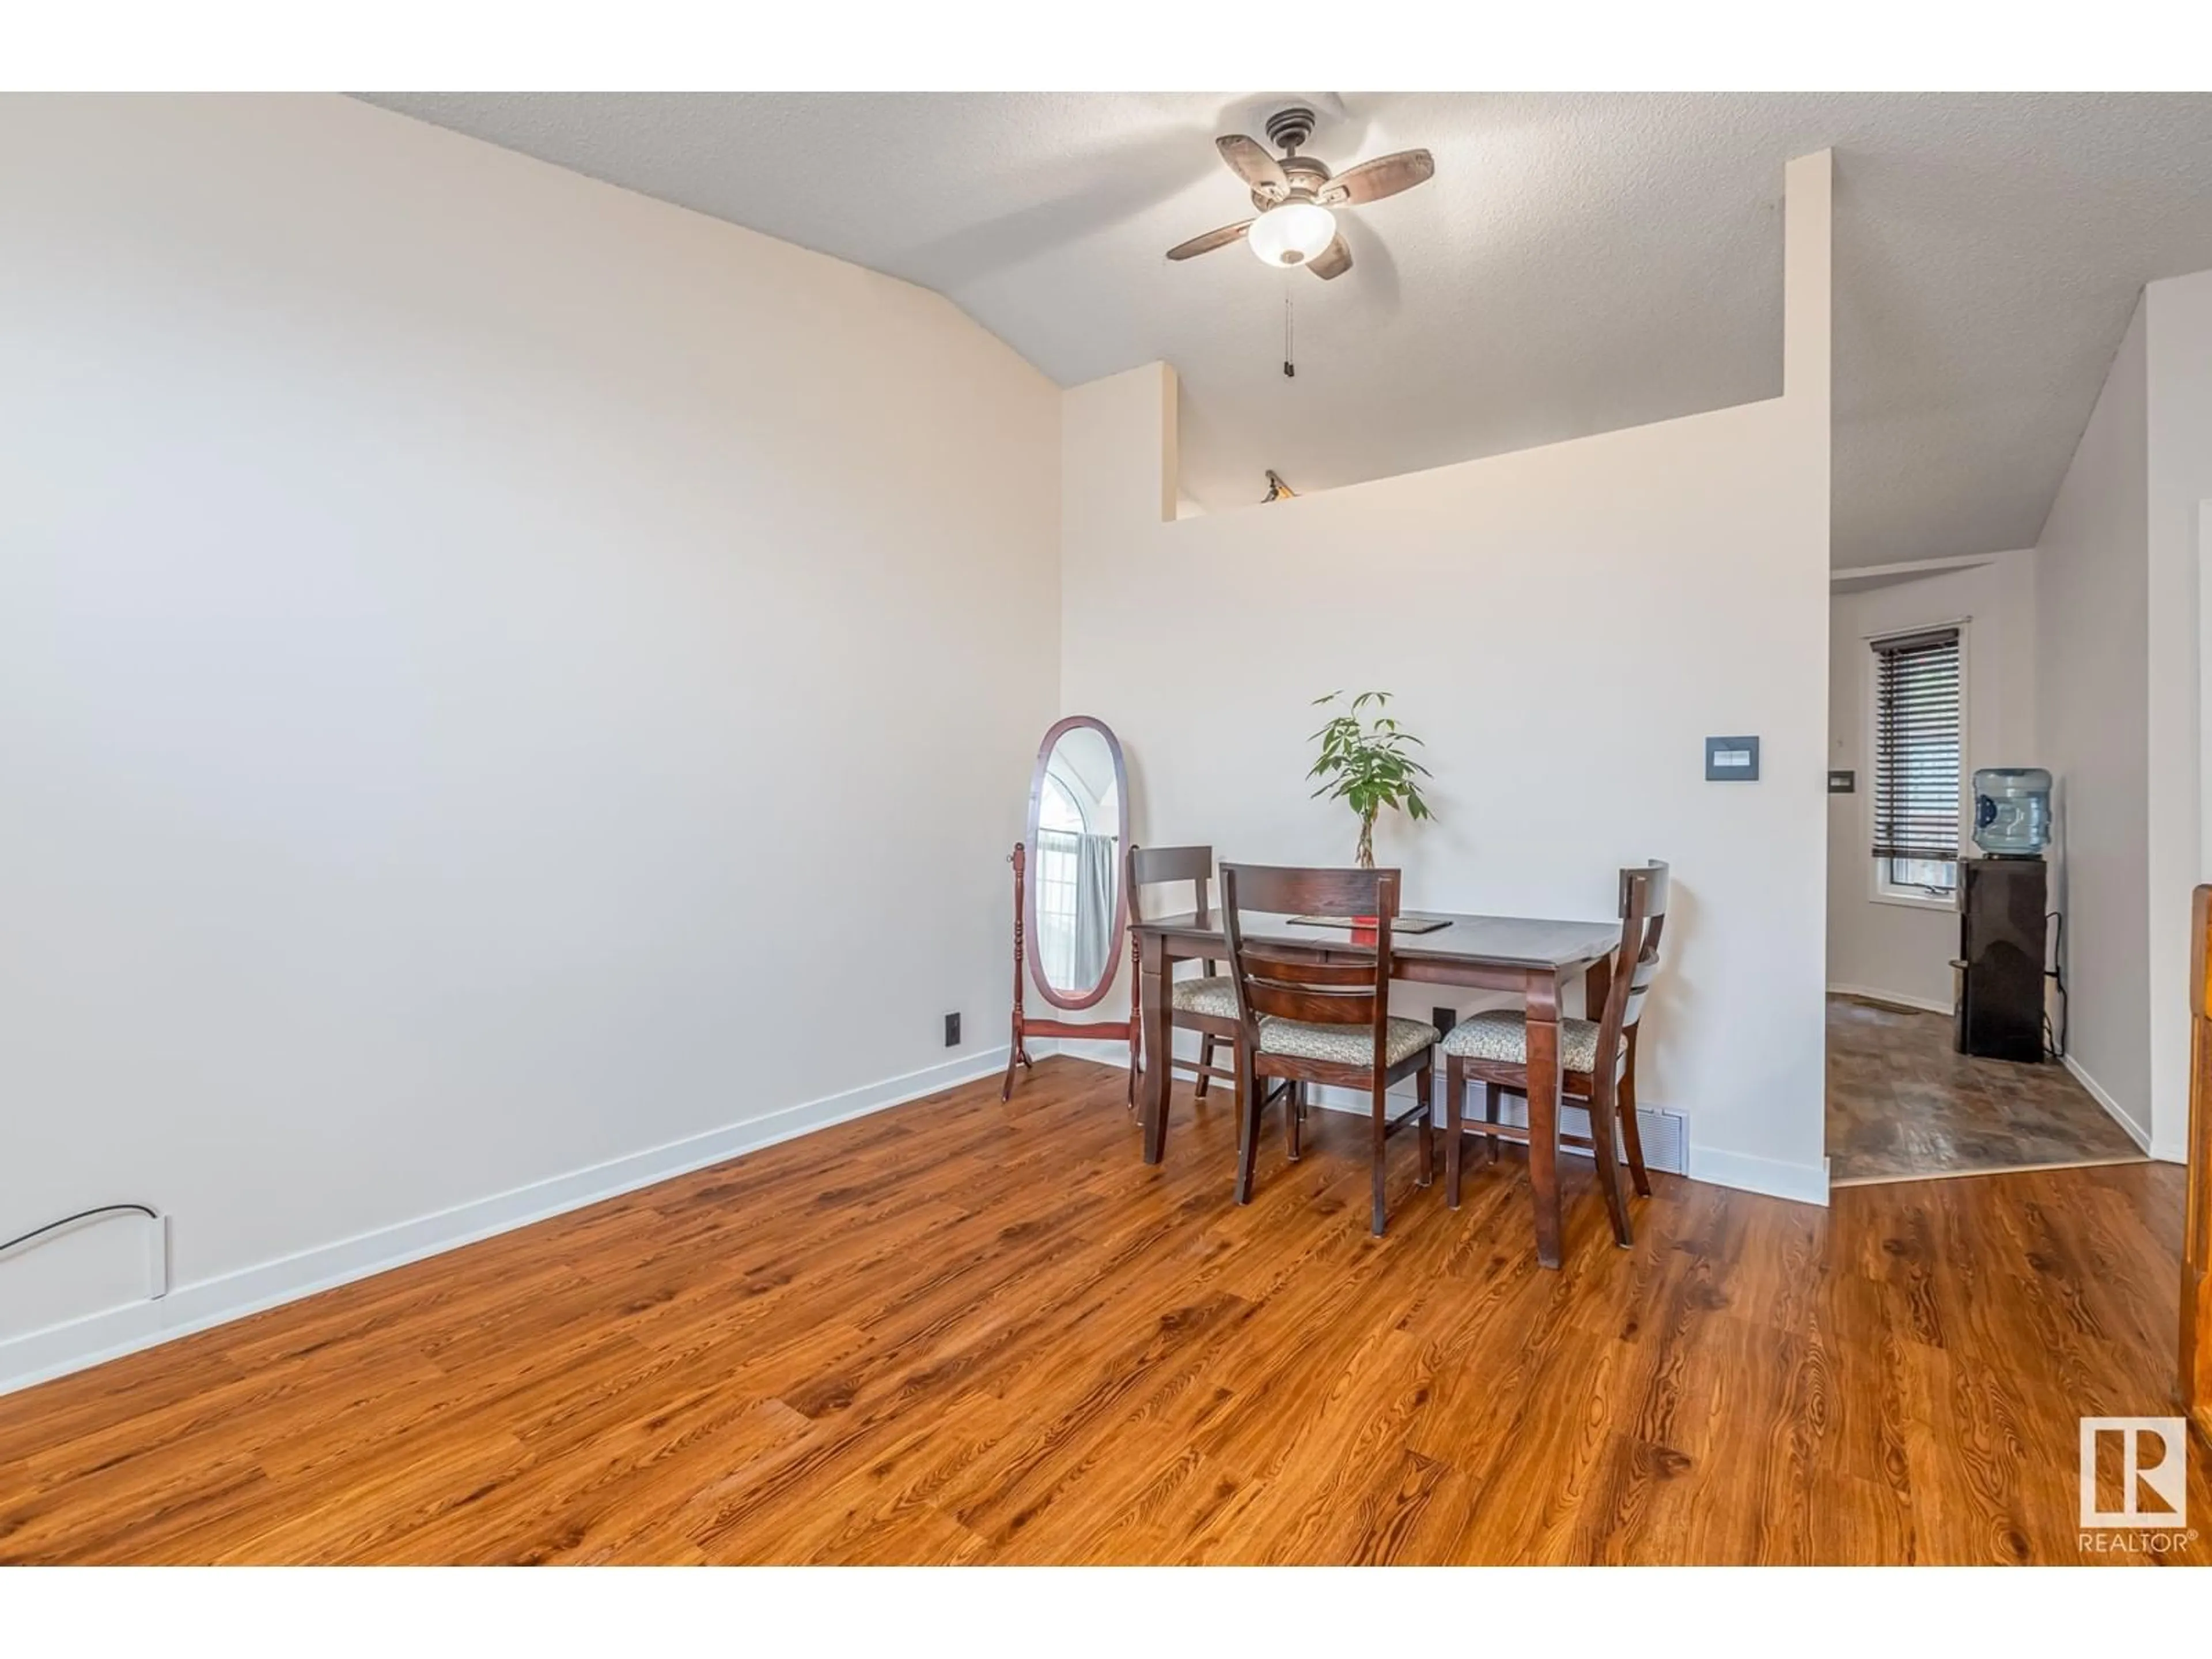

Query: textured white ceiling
[[355, 92, 2212, 566]]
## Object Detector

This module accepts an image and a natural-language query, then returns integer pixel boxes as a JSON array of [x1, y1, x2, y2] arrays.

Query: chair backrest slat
[[1126, 844, 1215, 927], [1233, 946, 1377, 987], [1241, 983, 1381, 1025], [1224, 863, 1389, 922], [1221, 863, 1398, 1044]]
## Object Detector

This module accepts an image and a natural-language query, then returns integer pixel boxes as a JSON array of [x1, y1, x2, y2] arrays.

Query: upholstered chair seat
[[1259, 1014, 1438, 1068], [1442, 860, 1670, 1270], [1440, 1010, 1616, 1074], [1169, 975, 1239, 1020]]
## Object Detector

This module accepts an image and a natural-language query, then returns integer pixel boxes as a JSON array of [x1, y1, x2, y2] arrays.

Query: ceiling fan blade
[[1166, 219, 1255, 260], [1319, 148, 1435, 208], [1307, 232, 1353, 281], [1215, 134, 1289, 203]]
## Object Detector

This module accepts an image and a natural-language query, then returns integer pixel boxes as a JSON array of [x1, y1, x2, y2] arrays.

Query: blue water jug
[[1972, 767, 2051, 857]]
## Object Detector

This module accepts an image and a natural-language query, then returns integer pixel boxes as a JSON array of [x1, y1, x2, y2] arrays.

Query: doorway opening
[[1823, 560, 2145, 1185]]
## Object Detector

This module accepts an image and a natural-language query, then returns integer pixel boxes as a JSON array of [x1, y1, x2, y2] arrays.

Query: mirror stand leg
[[1003, 839, 1028, 1102], [1000, 1017, 1028, 1103]]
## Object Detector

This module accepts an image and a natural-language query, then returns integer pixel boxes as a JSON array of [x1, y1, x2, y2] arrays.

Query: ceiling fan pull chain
[[1283, 289, 1296, 379]]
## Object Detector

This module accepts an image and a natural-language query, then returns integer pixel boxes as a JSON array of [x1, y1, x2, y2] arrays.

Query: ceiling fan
[[1166, 105, 1435, 280]]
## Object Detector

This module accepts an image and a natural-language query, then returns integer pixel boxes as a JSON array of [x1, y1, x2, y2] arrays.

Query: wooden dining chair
[[1124, 844, 1239, 1104], [1441, 861, 1669, 1256], [1220, 863, 1440, 1236]]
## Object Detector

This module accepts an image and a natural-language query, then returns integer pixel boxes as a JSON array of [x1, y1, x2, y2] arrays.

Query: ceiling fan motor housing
[[1251, 108, 1331, 212], [1264, 105, 1319, 154], [1255, 156, 1332, 214]]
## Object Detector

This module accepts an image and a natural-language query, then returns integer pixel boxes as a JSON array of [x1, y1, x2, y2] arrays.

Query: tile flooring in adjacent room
[[1825, 994, 2146, 1185]]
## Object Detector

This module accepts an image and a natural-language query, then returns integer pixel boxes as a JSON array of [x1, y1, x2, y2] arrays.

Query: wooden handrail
[[2186, 886, 2212, 1447]]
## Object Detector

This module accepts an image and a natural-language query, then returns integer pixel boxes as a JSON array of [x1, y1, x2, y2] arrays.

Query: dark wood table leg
[[1140, 931, 1171, 1165], [1526, 971, 1564, 1269]]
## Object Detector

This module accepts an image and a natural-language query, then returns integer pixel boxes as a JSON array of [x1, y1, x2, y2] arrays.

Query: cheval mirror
[[1002, 715, 1134, 1100]]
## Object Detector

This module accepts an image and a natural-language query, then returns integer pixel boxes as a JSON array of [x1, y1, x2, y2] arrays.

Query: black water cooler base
[[1955, 857, 2048, 1063]]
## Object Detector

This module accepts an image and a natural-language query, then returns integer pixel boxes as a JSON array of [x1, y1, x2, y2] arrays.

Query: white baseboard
[[1303, 1089, 1689, 1177], [2060, 1054, 2152, 1153], [1097, 1047, 1826, 1205], [1114, 1036, 1823, 1204], [1317, 1092, 1826, 1206], [1828, 983, 1952, 1017], [0, 1044, 1014, 1399], [1685, 1146, 1831, 1207], [1051, 1036, 1134, 1069]]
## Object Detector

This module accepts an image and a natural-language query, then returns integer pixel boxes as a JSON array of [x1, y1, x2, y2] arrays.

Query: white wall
[[2032, 270, 2212, 1162], [2036, 300, 2150, 1145], [0, 96, 1062, 1387], [1058, 156, 1834, 1205], [2147, 268, 2212, 1164], [1825, 555, 2039, 1011]]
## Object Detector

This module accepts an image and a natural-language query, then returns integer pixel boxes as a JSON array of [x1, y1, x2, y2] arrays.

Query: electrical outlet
[[944, 1012, 961, 1048]]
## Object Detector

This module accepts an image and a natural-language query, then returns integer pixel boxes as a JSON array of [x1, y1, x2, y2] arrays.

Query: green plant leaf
[[1304, 690, 1438, 834]]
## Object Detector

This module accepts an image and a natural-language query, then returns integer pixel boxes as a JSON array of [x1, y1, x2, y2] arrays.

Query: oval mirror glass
[[1024, 717, 1128, 1009]]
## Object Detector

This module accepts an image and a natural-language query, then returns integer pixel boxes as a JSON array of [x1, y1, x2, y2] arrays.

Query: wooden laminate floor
[[3, 1057, 2204, 1565], [1827, 994, 2146, 1185]]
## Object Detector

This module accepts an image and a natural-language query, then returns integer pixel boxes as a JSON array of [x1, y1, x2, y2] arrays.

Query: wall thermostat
[[1705, 736, 1760, 781]]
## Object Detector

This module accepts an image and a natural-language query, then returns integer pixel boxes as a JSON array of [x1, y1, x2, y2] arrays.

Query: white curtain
[[1069, 832, 1118, 991]]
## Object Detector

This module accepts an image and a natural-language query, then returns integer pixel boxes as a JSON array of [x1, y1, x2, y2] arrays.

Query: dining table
[[1131, 907, 1626, 1266]]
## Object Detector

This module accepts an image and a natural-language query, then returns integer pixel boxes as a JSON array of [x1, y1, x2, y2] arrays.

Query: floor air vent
[[1628, 1107, 1688, 1176]]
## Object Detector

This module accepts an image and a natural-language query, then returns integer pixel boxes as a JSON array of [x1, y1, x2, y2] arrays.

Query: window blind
[[1870, 627, 1962, 862]]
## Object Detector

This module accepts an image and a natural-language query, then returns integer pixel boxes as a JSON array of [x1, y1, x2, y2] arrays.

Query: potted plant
[[1306, 691, 1434, 870]]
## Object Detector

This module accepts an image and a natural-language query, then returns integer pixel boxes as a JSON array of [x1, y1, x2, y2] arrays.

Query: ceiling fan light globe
[[1248, 200, 1336, 267]]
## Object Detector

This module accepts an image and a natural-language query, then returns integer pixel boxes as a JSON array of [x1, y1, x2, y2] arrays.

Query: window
[[1034, 774, 1088, 988], [1870, 626, 1963, 903]]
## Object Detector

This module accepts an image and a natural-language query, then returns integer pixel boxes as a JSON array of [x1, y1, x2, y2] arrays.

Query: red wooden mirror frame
[[1001, 715, 1137, 1101]]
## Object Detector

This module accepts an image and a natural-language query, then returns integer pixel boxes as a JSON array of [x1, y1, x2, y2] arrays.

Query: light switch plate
[[1706, 736, 1760, 781]]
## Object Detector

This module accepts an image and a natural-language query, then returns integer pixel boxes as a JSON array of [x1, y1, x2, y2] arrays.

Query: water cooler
[[1954, 767, 2053, 1063]]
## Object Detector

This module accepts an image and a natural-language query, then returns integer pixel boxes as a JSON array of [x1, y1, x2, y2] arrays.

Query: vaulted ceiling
[[358, 92, 2212, 566]]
